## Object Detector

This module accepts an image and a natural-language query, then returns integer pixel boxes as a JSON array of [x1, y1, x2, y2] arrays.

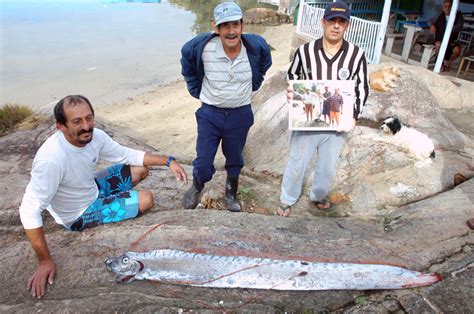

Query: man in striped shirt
[[277, 2, 369, 216]]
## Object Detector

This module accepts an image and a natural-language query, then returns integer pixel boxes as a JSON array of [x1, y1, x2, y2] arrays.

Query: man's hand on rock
[[28, 258, 56, 299], [169, 160, 188, 185]]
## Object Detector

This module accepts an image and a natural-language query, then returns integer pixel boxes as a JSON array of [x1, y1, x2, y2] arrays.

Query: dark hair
[[54, 95, 94, 125]]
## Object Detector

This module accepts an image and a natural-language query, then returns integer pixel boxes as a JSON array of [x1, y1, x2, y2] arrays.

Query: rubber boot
[[225, 176, 241, 212], [183, 178, 204, 209]]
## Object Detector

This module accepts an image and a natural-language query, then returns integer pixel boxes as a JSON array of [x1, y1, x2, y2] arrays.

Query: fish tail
[[402, 272, 443, 288]]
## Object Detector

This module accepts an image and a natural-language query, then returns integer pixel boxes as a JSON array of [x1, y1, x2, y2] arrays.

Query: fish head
[[105, 253, 144, 284]]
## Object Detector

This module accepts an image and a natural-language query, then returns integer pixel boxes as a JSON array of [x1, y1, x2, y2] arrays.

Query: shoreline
[[95, 23, 296, 160]]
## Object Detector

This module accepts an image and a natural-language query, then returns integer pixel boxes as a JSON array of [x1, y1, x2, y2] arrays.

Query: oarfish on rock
[[105, 249, 441, 290]]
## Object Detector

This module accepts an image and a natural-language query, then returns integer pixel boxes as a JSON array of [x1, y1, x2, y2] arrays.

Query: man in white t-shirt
[[19, 95, 188, 299]]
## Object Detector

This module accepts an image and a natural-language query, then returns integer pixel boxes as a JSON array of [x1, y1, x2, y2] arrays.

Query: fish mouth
[[117, 274, 136, 284], [116, 260, 145, 284]]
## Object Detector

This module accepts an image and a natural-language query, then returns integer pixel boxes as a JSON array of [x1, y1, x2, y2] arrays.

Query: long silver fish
[[105, 249, 441, 290]]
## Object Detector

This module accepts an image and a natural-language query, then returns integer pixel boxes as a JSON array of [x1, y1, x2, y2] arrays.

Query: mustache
[[225, 34, 238, 39], [78, 128, 93, 136]]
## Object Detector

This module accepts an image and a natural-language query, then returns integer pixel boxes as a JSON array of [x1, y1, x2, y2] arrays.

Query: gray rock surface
[[372, 58, 474, 112], [0, 114, 472, 312]]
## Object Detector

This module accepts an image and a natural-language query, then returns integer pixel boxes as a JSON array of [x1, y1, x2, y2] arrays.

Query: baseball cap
[[214, 2, 243, 26], [323, 2, 351, 21]]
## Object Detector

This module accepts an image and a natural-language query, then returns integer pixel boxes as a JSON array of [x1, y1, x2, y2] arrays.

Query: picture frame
[[288, 80, 355, 131]]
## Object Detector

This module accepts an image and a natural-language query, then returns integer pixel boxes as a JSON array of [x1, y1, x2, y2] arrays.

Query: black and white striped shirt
[[288, 38, 369, 119]]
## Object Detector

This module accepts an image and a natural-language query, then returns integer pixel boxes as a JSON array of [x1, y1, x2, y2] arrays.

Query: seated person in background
[[19, 95, 188, 299], [430, 0, 465, 71]]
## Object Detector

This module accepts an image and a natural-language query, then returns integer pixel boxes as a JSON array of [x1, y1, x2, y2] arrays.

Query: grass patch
[[239, 186, 254, 201], [380, 214, 392, 225], [355, 295, 369, 305], [16, 114, 46, 131], [238, 186, 271, 215], [0, 104, 33, 136], [379, 214, 393, 231]]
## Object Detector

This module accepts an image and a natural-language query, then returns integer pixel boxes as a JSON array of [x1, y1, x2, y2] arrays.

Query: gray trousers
[[280, 131, 346, 206]]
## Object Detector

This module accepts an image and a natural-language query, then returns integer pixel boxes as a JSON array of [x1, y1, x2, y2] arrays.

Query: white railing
[[296, 2, 383, 64], [346, 17, 382, 63]]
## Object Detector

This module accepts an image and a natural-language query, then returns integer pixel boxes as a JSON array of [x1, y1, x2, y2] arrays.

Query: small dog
[[370, 66, 401, 92], [380, 117, 435, 167]]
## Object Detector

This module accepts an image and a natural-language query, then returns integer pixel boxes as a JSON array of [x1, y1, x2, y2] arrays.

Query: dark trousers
[[193, 103, 254, 184]]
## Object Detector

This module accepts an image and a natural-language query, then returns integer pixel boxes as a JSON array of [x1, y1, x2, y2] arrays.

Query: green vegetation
[[293, 82, 320, 94], [380, 214, 392, 225], [379, 214, 393, 231], [238, 186, 273, 215], [239, 186, 255, 203], [325, 209, 344, 218], [355, 295, 369, 305], [0, 104, 33, 136]]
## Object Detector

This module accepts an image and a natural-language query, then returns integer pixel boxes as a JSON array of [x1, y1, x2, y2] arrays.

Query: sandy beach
[[95, 23, 295, 161]]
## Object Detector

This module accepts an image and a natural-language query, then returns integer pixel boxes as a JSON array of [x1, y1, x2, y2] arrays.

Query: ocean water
[[0, 0, 267, 108]]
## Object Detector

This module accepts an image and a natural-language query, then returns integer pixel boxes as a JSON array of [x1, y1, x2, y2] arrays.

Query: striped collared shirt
[[288, 38, 369, 119], [330, 94, 343, 112], [200, 36, 252, 108]]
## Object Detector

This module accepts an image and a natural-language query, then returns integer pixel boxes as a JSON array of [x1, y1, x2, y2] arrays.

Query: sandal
[[276, 204, 292, 217], [312, 199, 333, 211]]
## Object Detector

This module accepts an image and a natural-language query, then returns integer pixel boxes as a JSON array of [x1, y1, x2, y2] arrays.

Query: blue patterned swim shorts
[[70, 164, 139, 231]]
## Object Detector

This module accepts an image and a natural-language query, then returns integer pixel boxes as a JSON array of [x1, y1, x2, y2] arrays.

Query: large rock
[[244, 8, 290, 25], [374, 57, 474, 112], [1, 117, 472, 312], [245, 63, 474, 214]]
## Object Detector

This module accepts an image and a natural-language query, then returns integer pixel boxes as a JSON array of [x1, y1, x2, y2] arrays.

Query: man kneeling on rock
[[19, 95, 188, 298]]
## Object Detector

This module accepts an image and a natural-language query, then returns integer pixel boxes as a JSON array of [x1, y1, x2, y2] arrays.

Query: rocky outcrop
[[244, 63, 474, 215], [372, 59, 474, 112], [1, 110, 472, 311], [244, 8, 290, 25]]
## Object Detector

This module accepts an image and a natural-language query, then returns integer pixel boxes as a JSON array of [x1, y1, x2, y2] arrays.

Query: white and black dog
[[380, 117, 435, 166]]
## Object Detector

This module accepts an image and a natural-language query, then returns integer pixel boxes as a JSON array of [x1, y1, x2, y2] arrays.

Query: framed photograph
[[288, 80, 355, 131]]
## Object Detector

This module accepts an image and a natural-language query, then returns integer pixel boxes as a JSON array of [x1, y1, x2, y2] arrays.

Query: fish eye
[[122, 257, 129, 264]]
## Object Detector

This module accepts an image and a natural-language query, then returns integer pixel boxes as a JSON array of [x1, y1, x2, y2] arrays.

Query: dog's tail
[[430, 150, 436, 159]]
